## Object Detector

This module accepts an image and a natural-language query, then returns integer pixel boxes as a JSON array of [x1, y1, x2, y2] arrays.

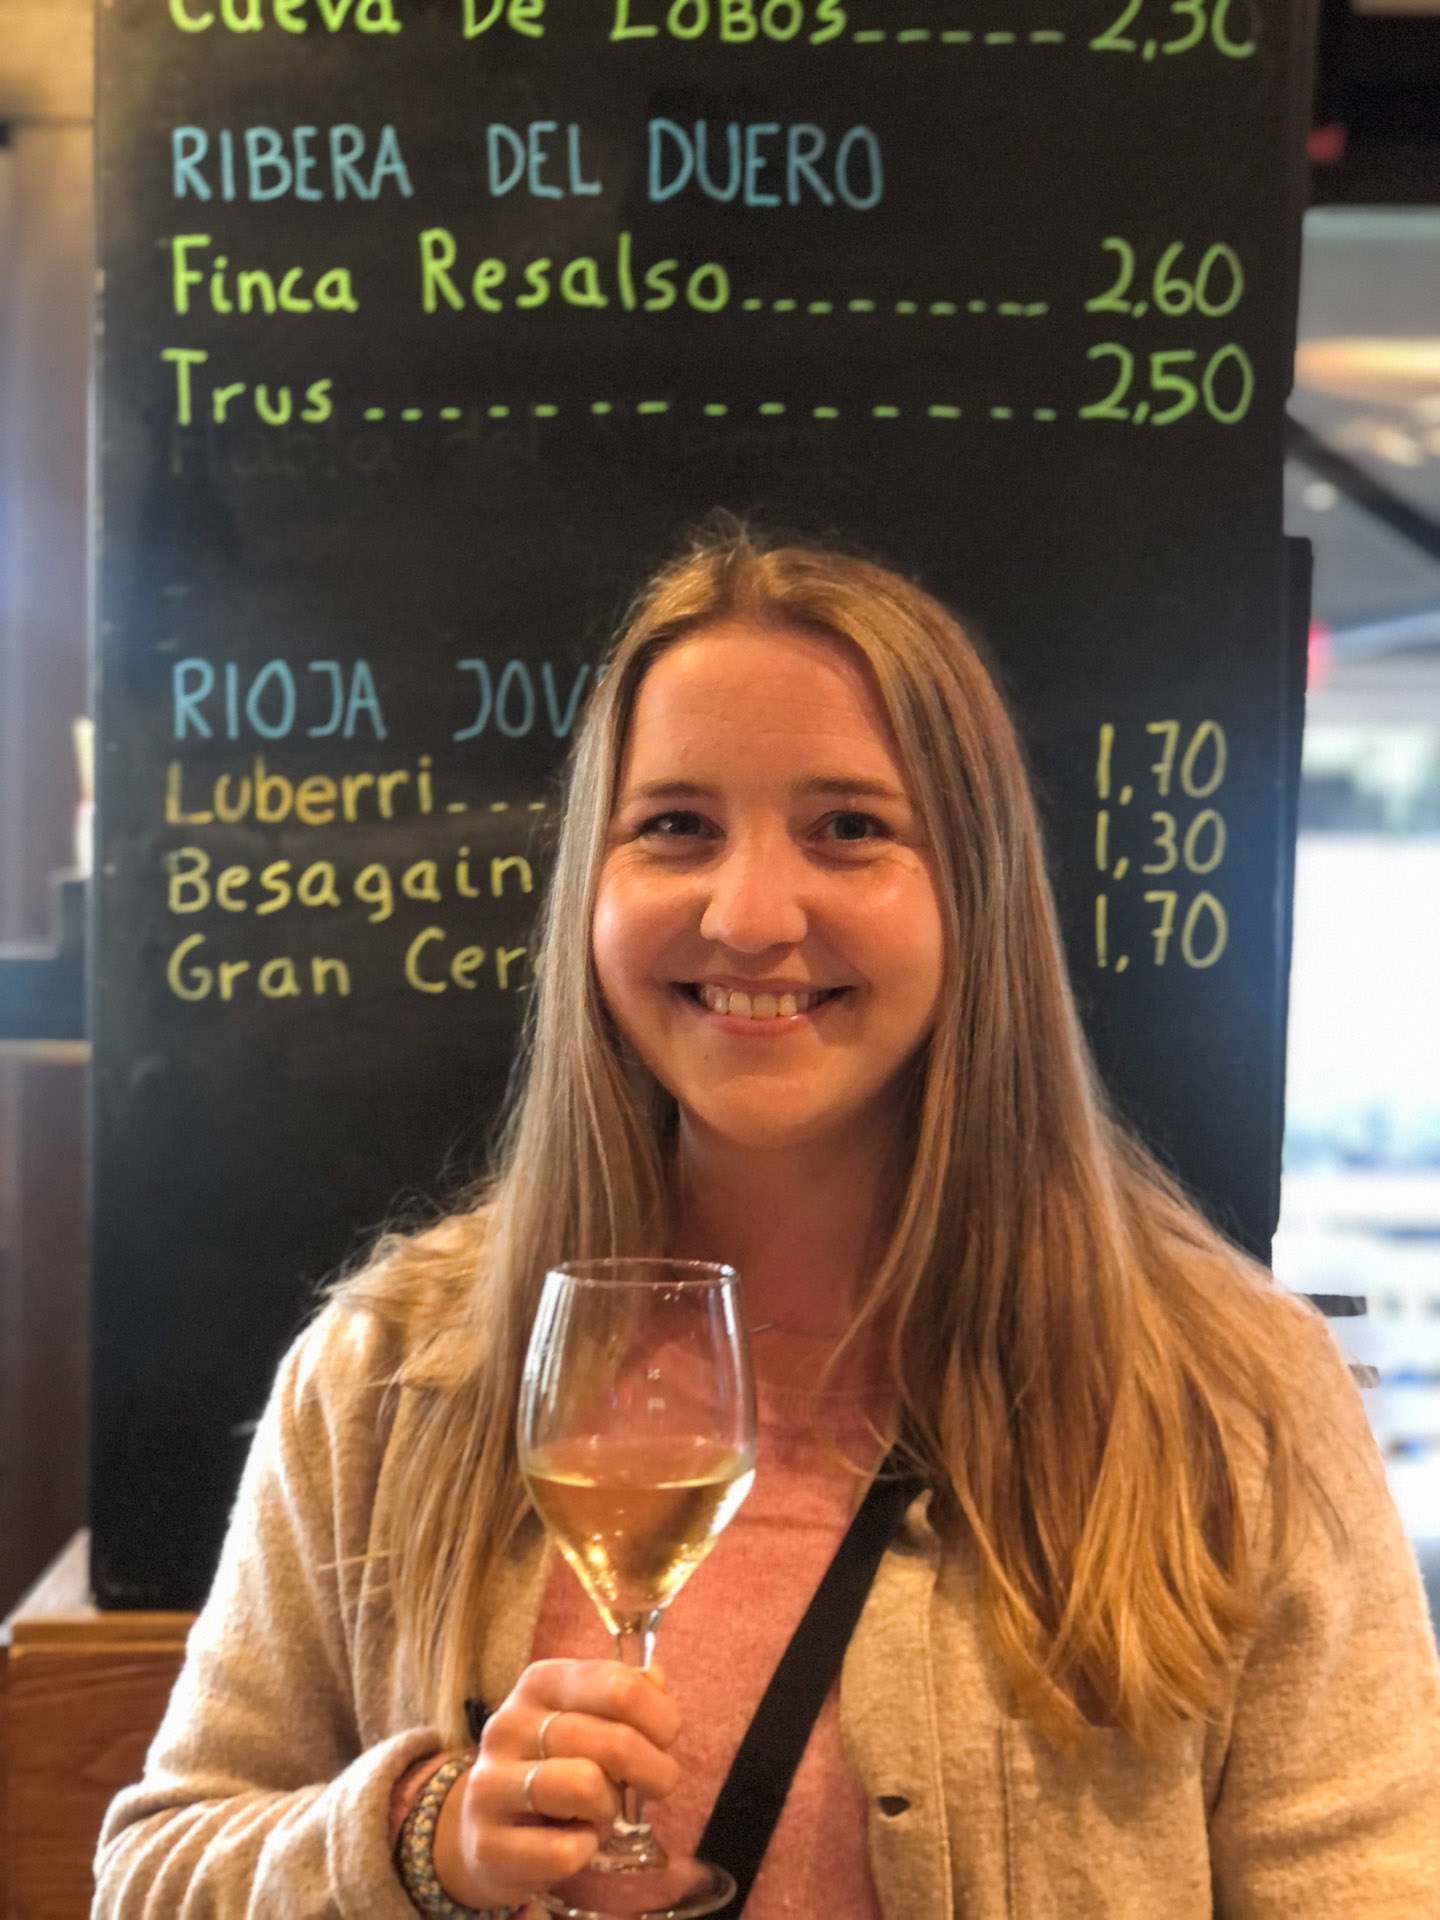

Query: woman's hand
[[430, 1658, 682, 1910]]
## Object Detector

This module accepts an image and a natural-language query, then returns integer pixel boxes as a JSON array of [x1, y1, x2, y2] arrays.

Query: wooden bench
[[0, 1534, 192, 1920]]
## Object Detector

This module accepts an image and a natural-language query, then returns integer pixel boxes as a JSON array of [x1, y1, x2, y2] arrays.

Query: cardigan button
[[877, 1794, 911, 1817]]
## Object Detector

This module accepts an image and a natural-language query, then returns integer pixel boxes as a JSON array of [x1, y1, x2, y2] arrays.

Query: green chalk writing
[[611, 0, 848, 43], [167, 0, 402, 33], [418, 229, 730, 315]]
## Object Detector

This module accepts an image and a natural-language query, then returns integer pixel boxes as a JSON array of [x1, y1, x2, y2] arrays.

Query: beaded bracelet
[[395, 1751, 498, 1920]]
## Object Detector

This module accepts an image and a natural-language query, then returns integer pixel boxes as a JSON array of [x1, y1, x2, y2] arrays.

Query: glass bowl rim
[[545, 1257, 740, 1289]]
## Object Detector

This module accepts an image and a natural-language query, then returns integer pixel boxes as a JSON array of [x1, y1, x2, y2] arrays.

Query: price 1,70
[[1095, 888, 1228, 971]]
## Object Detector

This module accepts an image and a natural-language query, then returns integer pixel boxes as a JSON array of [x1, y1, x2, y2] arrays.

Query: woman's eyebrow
[[800, 776, 909, 801], [625, 779, 714, 801], [623, 775, 908, 802]]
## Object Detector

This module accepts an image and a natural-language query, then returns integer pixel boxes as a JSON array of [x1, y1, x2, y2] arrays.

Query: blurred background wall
[[1278, 207, 1440, 1573], [0, 0, 92, 1615]]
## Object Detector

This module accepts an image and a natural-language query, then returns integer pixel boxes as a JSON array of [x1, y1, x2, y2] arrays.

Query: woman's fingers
[[458, 1812, 599, 1906], [508, 1658, 682, 1752], [434, 1658, 683, 1908], [434, 1755, 600, 1908], [514, 1755, 621, 1828], [523, 1715, 680, 1803]]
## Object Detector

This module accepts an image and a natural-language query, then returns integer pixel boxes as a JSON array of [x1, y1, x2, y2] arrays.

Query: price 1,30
[[1081, 343, 1253, 425], [1096, 805, 1225, 879]]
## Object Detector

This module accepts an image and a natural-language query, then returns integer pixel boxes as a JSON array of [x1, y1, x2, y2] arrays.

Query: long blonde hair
[[339, 521, 1346, 1758]]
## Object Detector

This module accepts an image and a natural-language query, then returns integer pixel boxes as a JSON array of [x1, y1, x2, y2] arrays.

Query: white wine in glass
[[518, 1259, 757, 1920]]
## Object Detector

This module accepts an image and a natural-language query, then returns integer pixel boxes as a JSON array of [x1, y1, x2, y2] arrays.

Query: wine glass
[[518, 1258, 757, 1919]]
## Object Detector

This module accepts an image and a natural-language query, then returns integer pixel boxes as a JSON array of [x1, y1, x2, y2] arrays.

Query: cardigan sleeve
[[91, 1303, 456, 1920], [1207, 1307, 1440, 1917]]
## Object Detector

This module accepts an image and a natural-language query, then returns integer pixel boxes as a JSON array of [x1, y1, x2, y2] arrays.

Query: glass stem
[[612, 1612, 661, 1848]]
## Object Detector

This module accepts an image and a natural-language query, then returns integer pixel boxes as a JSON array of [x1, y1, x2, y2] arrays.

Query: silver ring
[[523, 1760, 543, 1816], [537, 1710, 561, 1760]]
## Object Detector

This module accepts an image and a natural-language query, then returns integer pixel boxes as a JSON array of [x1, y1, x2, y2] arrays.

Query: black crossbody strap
[[697, 1451, 920, 1918]]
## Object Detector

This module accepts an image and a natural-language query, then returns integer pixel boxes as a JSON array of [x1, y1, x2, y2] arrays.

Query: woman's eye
[[824, 811, 887, 843], [637, 810, 707, 839]]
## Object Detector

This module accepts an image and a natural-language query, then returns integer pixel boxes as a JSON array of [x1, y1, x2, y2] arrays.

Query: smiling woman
[[592, 622, 944, 1161], [93, 523, 1440, 1920]]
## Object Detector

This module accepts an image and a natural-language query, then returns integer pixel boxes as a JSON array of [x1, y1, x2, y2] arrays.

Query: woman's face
[[592, 620, 946, 1159]]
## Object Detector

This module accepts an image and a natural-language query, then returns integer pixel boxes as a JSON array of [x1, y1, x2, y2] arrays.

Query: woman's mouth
[[682, 983, 845, 1021]]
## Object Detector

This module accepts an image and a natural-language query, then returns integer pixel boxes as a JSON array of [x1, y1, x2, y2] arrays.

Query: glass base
[[531, 1854, 736, 1919]]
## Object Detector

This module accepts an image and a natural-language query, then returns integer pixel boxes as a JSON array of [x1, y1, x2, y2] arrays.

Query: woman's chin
[[677, 1093, 892, 1160]]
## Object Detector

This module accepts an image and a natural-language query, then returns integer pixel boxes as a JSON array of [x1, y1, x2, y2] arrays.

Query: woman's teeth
[[697, 985, 831, 1019]]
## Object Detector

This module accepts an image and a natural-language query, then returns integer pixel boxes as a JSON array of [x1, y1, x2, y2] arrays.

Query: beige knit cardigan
[[93, 1293, 1440, 1918]]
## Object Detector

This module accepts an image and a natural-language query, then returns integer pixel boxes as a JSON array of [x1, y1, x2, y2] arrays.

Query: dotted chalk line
[[851, 26, 1065, 43], [739, 295, 1049, 316], [442, 800, 548, 812], [360, 402, 1064, 423]]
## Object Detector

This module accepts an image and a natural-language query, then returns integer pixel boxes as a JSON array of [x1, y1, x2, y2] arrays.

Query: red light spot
[[1307, 124, 1347, 165], [1308, 621, 1333, 690]]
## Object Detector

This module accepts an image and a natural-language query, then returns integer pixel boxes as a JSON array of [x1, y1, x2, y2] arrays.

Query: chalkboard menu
[[94, 0, 1316, 1608]]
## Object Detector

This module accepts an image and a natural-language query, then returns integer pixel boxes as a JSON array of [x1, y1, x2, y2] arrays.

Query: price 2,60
[[1086, 239, 1244, 319], [1080, 343, 1253, 425]]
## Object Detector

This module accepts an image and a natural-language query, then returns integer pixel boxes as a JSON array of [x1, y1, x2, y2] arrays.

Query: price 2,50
[[1081, 342, 1253, 425]]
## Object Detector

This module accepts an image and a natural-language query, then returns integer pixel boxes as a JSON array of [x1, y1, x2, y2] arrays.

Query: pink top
[[528, 1379, 886, 1920]]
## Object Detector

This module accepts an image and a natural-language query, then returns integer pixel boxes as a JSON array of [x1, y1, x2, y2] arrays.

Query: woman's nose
[[698, 833, 808, 954]]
